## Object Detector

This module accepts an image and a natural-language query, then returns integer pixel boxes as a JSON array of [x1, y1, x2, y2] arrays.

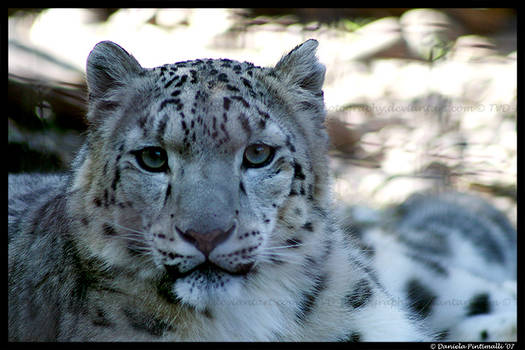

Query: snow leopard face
[[78, 40, 328, 310]]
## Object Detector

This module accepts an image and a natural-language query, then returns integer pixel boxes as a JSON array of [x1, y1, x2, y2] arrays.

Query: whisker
[[122, 235, 152, 244], [256, 252, 303, 265], [257, 249, 300, 257], [107, 221, 149, 236], [260, 244, 305, 251]]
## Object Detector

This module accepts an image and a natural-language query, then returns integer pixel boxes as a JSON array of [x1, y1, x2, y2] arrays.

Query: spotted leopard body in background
[[349, 191, 517, 341], [8, 40, 516, 341]]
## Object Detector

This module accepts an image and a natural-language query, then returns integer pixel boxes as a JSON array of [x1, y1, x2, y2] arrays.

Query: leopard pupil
[[139, 147, 167, 171], [244, 144, 273, 167]]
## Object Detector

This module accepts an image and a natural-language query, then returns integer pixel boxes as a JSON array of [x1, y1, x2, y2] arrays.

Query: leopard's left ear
[[86, 41, 143, 101], [273, 39, 325, 93]]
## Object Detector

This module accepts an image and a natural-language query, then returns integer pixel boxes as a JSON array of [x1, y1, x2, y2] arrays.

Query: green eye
[[243, 144, 275, 168], [135, 147, 168, 172]]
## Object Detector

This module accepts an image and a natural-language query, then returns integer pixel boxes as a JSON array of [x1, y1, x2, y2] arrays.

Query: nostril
[[175, 227, 197, 245], [176, 223, 236, 257]]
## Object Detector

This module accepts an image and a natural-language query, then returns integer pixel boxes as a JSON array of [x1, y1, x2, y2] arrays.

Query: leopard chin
[[172, 266, 246, 310]]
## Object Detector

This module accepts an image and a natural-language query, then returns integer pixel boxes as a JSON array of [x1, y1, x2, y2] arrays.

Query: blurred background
[[7, 8, 517, 224]]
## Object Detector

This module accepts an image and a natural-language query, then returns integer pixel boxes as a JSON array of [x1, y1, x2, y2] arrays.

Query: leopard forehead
[[130, 58, 286, 154], [86, 40, 327, 167], [152, 58, 260, 101]]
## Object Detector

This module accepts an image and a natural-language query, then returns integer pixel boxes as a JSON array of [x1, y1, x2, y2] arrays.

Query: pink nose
[[176, 224, 235, 257]]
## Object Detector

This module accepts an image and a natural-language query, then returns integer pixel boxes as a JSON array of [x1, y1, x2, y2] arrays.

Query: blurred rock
[[448, 35, 502, 62], [445, 8, 515, 35], [345, 17, 415, 61], [326, 117, 361, 155], [400, 8, 463, 60], [8, 40, 84, 83]]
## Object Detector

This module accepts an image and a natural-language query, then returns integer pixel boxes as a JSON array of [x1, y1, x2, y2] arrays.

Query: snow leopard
[[8, 39, 516, 341]]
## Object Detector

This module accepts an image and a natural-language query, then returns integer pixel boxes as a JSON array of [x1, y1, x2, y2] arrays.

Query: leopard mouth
[[163, 260, 254, 282]]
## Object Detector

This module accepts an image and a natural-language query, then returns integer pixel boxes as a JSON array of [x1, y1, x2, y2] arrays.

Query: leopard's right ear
[[86, 41, 143, 100], [273, 39, 325, 94]]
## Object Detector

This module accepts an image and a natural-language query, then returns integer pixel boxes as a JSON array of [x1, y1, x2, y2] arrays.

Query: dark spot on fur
[[164, 184, 172, 205], [94, 197, 102, 207], [232, 96, 250, 108], [111, 168, 120, 191], [406, 279, 436, 319], [307, 184, 314, 201], [241, 77, 252, 89], [299, 100, 316, 111], [406, 253, 448, 276], [435, 329, 449, 340], [285, 238, 302, 248], [293, 162, 306, 180], [159, 98, 181, 112], [97, 100, 120, 112], [202, 308, 213, 319], [156, 274, 180, 305], [296, 272, 327, 322], [285, 135, 296, 152], [102, 223, 117, 236], [302, 222, 314, 232], [345, 278, 373, 309], [157, 117, 168, 138], [218, 73, 228, 82], [92, 308, 113, 327], [174, 74, 188, 88], [467, 293, 491, 316], [189, 69, 197, 83], [164, 75, 180, 89], [122, 307, 172, 337], [226, 84, 240, 92], [239, 181, 246, 194], [344, 331, 361, 342], [69, 252, 109, 302], [223, 97, 231, 111], [238, 113, 251, 136], [103, 189, 109, 208], [359, 242, 375, 257], [137, 115, 148, 129]]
